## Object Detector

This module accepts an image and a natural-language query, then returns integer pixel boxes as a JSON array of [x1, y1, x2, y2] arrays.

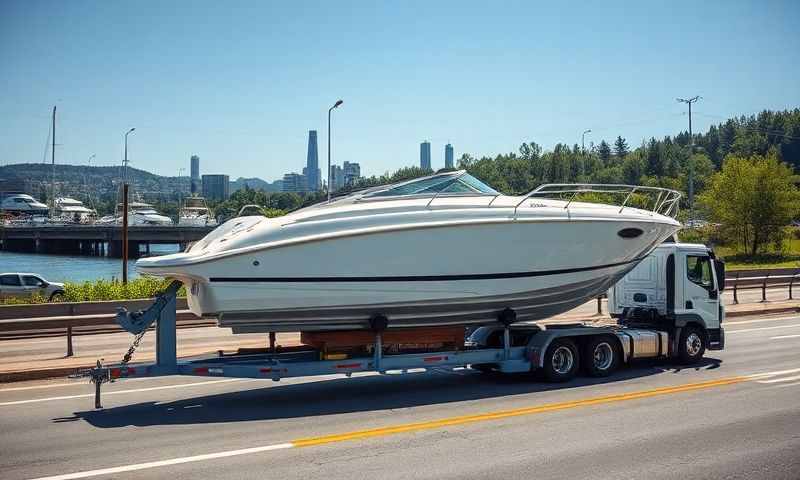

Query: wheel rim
[[593, 342, 614, 370], [551, 346, 574, 375], [686, 332, 702, 357]]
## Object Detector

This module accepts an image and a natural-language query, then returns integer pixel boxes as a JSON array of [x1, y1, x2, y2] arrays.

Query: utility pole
[[51, 106, 56, 218], [677, 95, 701, 222]]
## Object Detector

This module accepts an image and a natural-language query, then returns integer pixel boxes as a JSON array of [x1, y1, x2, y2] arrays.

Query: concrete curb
[[1, 304, 797, 384]]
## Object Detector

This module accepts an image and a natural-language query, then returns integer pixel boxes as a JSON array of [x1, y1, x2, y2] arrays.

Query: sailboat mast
[[51, 105, 56, 218]]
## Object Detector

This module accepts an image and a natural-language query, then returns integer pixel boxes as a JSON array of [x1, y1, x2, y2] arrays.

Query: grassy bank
[[715, 238, 800, 270], [0, 277, 185, 305]]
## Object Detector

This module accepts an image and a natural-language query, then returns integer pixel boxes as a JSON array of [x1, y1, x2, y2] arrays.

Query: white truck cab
[[608, 242, 725, 353]]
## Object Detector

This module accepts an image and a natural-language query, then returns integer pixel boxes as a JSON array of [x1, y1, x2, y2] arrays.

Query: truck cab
[[608, 242, 725, 352]]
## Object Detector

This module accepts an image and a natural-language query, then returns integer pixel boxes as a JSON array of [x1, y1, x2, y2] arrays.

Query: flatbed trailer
[[77, 269, 723, 409]]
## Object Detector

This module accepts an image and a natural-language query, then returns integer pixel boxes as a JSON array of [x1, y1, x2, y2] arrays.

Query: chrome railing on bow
[[513, 184, 682, 218]]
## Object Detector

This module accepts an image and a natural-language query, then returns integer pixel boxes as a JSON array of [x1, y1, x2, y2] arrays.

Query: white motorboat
[[178, 196, 217, 227], [137, 171, 682, 332], [0, 194, 49, 215], [54, 197, 96, 223], [97, 201, 174, 226]]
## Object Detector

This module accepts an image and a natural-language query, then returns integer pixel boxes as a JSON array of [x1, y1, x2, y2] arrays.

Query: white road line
[[26, 443, 294, 480], [0, 379, 243, 406], [726, 323, 800, 334], [757, 374, 800, 384], [0, 382, 84, 392], [724, 315, 799, 326], [746, 367, 800, 379], [770, 334, 800, 340]]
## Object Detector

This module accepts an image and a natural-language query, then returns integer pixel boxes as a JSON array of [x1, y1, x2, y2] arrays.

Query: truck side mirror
[[714, 260, 725, 291]]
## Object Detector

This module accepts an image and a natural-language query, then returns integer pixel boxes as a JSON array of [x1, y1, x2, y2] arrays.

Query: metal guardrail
[[0, 298, 214, 357], [725, 268, 800, 304]]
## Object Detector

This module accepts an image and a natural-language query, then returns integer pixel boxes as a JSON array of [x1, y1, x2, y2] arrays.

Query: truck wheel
[[582, 336, 620, 377], [678, 326, 706, 364], [542, 338, 579, 382]]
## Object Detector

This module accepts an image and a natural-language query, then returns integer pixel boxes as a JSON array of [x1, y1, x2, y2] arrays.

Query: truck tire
[[678, 326, 706, 364], [582, 336, 620, 377], [542, 338, 579, 382]]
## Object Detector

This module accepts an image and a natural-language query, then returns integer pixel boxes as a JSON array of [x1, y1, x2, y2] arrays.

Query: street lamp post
[[123, 128, 135, 183], [327, 99, 343, 202], [581, 129, 591, 178]]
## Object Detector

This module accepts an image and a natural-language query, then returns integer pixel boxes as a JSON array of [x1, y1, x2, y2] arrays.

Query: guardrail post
[[66, 326, 74, 357], [761, 273, 769, 302], [733, 273, 739, 304], [790, 272, 797, 301], [596, 296, 603, 315]]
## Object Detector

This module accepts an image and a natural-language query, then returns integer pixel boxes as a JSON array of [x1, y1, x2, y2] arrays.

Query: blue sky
[[1, 1, 799, 181]]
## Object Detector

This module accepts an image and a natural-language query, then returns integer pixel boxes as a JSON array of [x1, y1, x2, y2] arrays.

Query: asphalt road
[[1, 313, 799, 480]]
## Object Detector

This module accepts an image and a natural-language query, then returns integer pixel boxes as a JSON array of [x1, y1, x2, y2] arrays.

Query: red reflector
[[127, 367, 136, 375], [336, 363, 361, 369], [259, 368, 272, 373], [193, 367, 209, 375], [110, 368, 121, 378], [424, 356, 448, 362]]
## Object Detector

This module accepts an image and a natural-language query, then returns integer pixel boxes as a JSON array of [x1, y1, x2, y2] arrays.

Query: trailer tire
[[678, 326, 706, 364], [542, 338, 579, 382], [582, 336, 620, 377]]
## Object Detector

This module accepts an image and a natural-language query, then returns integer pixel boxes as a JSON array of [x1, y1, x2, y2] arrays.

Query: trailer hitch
[[115, 280, 182, 335]]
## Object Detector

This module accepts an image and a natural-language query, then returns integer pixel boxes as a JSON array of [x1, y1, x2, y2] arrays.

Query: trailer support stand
[[374, 333, 383, 372], [155, 293, 177, 369]]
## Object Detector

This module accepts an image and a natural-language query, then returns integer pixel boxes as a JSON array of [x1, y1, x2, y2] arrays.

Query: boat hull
[[142, 218, 678, 331]]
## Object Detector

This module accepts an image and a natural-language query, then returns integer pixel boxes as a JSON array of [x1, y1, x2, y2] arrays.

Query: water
[[0, 244, 180, 283]]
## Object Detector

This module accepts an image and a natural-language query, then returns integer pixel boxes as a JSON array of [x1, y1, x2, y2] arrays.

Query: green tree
[[699, 153, 799, 256], [613, 136, 629, 160], [597, 140, 612, 166]]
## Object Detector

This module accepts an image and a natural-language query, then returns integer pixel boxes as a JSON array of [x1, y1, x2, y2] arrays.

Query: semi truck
[[79, 242, 725, 407]]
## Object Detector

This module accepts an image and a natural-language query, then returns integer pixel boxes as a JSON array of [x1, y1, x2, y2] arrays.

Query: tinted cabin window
[[686, 256, 713, 289], [0, 275, 21, 286]]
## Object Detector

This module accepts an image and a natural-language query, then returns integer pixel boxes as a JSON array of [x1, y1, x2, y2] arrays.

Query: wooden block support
[[301, 326, 466, 350]]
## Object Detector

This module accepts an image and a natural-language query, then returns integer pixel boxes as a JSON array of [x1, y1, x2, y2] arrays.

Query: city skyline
[[1, 2, 798, 180]]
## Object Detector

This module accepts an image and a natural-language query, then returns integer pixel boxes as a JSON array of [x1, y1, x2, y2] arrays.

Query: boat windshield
[[363, 171, 499, 198]]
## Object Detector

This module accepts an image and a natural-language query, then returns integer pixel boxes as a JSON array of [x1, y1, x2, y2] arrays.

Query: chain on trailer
[[71, 280, 183, 408]]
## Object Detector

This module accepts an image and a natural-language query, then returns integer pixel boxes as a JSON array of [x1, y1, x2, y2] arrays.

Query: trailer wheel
[[678, 326, 706, 364], [542, 338, 579, 382], [582, 336, 620, 377]]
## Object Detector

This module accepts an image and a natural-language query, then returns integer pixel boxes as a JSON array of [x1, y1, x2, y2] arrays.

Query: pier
[[0, 224, 215, 258]]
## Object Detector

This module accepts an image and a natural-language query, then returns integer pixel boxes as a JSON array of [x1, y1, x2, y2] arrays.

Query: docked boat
[[0, 194, 49, 215], [97, 201, 174, 226], [54, 197, 96, 223], [178, 196, 217, 227], [137, 171, 682, 332]]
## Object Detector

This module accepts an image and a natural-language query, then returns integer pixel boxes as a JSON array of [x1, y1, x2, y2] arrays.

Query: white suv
[[0, 273, 66, 302]]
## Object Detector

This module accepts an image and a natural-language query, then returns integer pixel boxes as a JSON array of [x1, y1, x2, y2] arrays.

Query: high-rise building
[[306, 130, 320, 191], [343, 161, 361, 186], [201, 174, 229, 201], [445, 144, 454, 169], [282, 172, 307, 192], [420, 141, 431, 170], [329, 165, 344, 192], [190, 155, 200, 194]]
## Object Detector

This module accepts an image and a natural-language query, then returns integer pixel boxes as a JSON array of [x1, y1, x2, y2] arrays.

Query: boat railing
[[513, 183, 682, 218]]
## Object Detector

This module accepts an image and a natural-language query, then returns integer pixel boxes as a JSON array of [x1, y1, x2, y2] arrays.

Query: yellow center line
[[291, 376, 748, 447]]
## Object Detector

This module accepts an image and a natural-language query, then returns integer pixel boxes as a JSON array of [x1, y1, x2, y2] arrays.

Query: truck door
[[683, 254, 719, 325]]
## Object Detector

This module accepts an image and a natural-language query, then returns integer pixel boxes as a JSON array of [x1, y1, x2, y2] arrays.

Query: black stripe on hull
[[209, 256, 645, 283]]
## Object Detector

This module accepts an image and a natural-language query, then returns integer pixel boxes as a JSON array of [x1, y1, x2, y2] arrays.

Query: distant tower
[[306, 131, 320, 191], [190, 155, 200, 195], [445, 144, 454, 169], [420, 141, 431, 170]]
